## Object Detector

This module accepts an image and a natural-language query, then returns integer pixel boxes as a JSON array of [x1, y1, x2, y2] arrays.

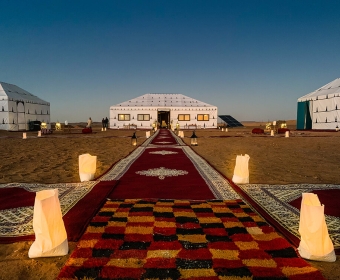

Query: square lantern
[[190, 131, 198, 146], [131, 132, 137, 146]]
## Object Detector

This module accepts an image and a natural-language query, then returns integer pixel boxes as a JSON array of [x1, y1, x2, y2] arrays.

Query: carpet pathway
[[58, 129, 326, 279]]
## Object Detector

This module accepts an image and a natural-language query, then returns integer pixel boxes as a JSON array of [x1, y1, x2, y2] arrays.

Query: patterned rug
[[0, 180, 118, 243], [234, 184, 340, 253], [58, 199, 325, 280]]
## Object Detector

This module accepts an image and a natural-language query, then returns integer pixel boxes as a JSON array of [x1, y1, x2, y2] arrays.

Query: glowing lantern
[[55, 122, 61, 130], [28, 189, 68, 258], [232, 154, 250, 184], [79, 153, 97, 182], [38, 131, 41, 137], [41, 122, 47, 129], [131, 132, 137, 146], [23, 132, 27, 139], [146, 131, 150, 138], [190, 131, 198, 146], [270, 130, 274, 136], [285, 131, 289, 137], [298, 193, 336, 262]]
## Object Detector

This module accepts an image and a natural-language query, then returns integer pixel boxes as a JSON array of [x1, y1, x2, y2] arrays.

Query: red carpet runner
[[108, 145, 215, 199], [101, 129, 239, 200]]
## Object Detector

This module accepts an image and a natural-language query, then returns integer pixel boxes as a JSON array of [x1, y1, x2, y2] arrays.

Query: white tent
[[297, 78, 340, 130], [110, 93, 218, 129], [0, 82, 50, 131]]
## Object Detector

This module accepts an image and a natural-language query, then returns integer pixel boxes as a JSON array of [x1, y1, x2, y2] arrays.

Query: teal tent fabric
[[297, 101, 312, 129]]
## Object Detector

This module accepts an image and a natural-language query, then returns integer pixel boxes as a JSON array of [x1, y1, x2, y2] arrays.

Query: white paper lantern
[[270, 130, 274, 136], [23, 132, 27, 139], [28, 189, 68, 258], [146, 131, 150, 138], [79, 154, 97, 182], [232, 154, 250, 184], [298, 193, 336, 262], [285, 131, 289, 137]]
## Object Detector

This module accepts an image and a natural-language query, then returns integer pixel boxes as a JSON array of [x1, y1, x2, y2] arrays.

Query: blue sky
[[1, 0, 340, 122]]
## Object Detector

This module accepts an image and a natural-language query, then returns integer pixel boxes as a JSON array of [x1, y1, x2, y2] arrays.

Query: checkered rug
[[58, 199, 324, 279]]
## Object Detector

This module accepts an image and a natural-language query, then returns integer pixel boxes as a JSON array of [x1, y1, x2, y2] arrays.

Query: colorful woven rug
[[0, 180, 118, 243], [234, 184, 340, 253], [58, 199, 324, 280]]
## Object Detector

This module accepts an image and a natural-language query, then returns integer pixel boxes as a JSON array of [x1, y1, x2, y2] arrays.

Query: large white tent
[[297, 78, 340, 130], [0, 82, 50, 131], [110, 93, 218, 129]]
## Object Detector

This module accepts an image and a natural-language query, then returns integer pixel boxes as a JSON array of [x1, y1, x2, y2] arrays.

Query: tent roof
[[0, 82, 49, 105], [112, 93, 216, 108], [298, 78, 340, 102]]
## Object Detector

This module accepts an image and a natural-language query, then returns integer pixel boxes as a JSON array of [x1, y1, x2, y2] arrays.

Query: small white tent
[[110, 93, 218, 129], [297, 78, 340, 130], [0, 82, 50, 131]]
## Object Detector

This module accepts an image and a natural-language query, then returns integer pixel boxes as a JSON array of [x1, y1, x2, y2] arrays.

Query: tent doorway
[[158, 110, 170, 128], [297, 101, 312, 130]]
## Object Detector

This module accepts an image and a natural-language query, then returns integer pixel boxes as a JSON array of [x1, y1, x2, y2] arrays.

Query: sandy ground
[[0, 122, 339, 280]]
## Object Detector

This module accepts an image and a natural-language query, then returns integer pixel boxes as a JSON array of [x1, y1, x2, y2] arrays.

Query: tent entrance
[[297, 101, 312, 130], [157, 110, 170, 128]]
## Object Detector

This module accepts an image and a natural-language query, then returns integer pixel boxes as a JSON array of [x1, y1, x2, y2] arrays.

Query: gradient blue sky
[[1, 0, 339, 122]]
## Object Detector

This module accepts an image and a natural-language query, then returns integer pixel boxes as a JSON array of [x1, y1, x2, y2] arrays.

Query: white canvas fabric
[[298, 193, 336, 262], [232, 154, 250, 184], [79, 154, 97, 182], [28, 189, 68, 258]]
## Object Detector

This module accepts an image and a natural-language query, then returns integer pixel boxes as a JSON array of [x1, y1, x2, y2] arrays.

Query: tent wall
[[110, 106, 218, 129], [311, 97, 340, 130], [0, 99, 50, 131], [297, 101, 312, 130]]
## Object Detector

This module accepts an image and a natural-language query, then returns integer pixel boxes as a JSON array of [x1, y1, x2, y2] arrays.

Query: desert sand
[[0, 122, 339, 280]]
